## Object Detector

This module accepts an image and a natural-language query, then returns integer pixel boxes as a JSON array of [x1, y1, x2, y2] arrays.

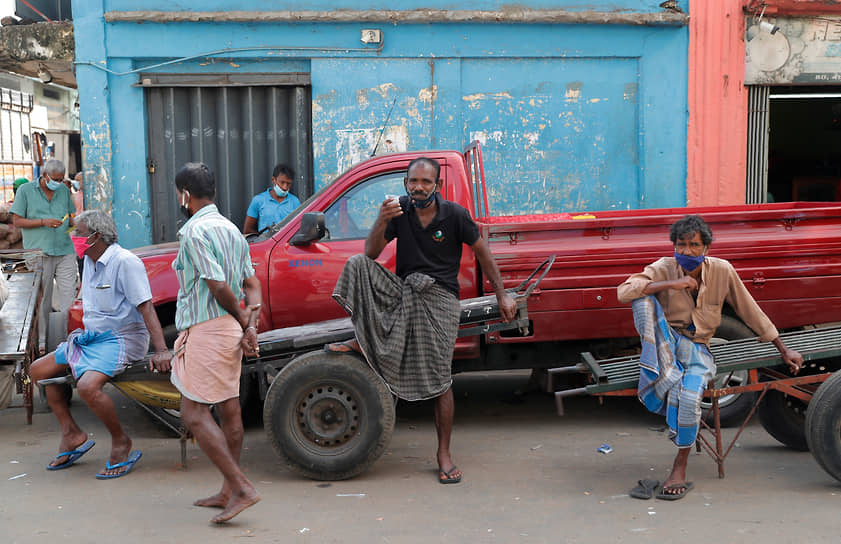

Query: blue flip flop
[[95, 450, 142, 480], [45, 440, 95, 471]]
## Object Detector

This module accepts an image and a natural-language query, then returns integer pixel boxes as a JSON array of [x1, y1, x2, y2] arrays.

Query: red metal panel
[[752, 1, 841, 15], [687, 0, 749, 207]]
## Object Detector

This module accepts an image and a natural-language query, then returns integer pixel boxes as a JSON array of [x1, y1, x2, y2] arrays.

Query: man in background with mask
[[10, 158, 78, 352], [242, 163, 300, 235], [152, 162, 262, 524], [30, 209, 171, 478], [617, 214, 802, 501], [328, 157, 517, 485]]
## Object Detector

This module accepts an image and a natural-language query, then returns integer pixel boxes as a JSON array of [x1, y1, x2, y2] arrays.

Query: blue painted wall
[[75, 0, 689, 248]]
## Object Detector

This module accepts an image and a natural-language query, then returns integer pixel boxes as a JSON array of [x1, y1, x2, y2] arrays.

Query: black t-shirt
[[384, 194, 480, 296]]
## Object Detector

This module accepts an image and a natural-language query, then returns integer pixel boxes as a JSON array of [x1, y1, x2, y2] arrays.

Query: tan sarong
[[170, 314, 243, 404]]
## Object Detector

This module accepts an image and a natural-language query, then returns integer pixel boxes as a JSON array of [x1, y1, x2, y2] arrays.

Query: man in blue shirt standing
[[242, 163, 301, 235], [30, 209, 172, 479]]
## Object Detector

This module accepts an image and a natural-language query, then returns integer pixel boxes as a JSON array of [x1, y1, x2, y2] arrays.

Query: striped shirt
[[173, 204, 255, 331]]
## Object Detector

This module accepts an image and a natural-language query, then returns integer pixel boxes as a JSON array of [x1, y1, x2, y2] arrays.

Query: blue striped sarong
[[632, 296, 715, 447], [54, 322, 149, 380]]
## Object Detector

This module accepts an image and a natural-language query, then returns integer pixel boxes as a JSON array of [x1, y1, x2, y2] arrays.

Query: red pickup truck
[[68, 142, 841, 439]]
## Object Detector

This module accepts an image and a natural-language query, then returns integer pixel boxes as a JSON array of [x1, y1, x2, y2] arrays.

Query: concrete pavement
[[2, 370, 840, 543]]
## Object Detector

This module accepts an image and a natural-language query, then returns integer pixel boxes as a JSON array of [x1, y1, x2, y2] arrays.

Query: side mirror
[[290, 212, 326, 246]]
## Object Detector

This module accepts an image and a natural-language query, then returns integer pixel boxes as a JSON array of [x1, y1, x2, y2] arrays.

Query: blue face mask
[[46, 179, 63, 191], [674, 252, 705, 272], [274, 185, 288, 198]]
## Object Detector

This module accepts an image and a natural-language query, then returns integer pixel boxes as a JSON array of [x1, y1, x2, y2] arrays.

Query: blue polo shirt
[[81, 243, 152, 333], [245, 189, 301, 232]]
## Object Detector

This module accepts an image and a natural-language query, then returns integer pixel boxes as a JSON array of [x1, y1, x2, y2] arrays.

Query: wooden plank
[[0, 270, 40, 359]]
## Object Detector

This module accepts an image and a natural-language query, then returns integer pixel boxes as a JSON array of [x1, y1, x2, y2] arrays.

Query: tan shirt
[[617, 256, 778, 346]]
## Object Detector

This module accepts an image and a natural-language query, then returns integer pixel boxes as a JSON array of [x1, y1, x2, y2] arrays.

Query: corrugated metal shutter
[[746, 85, 770, 204], [146, 84, 312, 243]]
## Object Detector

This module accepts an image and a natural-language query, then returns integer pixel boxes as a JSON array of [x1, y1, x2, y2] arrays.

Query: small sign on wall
[[746, 16, 841, 84]]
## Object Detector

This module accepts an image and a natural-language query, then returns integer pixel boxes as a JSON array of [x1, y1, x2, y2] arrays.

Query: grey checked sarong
[[332, 254, 460, 401]]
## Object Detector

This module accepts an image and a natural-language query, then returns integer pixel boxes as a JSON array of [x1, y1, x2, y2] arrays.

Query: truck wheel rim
[[295, 384, 360, 451], [700, 369, 748, 410]]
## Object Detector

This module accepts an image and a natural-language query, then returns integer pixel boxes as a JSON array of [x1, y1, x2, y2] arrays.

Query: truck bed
[[477, 202, 841, 345]]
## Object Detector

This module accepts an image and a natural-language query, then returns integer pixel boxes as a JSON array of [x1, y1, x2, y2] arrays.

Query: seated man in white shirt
[[30, 210, 172, 479]]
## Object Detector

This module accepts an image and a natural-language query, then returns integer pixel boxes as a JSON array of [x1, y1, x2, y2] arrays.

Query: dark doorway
[[767, 86, 841, 203], [145, 79, 313, 243]]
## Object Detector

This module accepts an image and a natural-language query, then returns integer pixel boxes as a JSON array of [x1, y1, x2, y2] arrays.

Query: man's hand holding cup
[[381, 194, 403, 220]]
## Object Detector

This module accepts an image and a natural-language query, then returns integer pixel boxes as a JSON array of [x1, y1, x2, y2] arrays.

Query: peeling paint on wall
[[565, 82, 582, 102], [460, 57, 647, 214], [83, 120, 114, 214], [334, 125, 409, 173]]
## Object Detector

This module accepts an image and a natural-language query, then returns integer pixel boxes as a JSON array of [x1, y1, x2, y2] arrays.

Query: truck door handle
[[752, 272, 766, 286]]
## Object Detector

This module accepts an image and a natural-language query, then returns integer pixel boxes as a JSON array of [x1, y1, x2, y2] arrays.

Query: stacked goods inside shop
[[0, 204, 23, 250]]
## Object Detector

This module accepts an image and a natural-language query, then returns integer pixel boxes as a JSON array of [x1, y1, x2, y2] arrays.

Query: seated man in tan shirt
[[617, 214, 803, 500]]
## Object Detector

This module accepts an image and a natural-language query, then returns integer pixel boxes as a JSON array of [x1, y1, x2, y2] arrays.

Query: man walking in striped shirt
[[151, 163, 262, 523]]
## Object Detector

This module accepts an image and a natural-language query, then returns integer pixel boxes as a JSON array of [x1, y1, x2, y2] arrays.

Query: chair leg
[[712, 395, 725, 478]]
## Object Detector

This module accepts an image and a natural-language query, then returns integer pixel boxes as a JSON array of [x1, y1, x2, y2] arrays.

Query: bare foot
[[49, 432, 90, 467], [325, 339, 360, 353], [210, 489, 261, 524], [194, 492, 229, 509], [98, 437, 132, 478]]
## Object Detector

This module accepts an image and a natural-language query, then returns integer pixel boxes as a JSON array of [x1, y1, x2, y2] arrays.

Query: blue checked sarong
[[54, 322, 149, 380], [632, 296, 715, 447]]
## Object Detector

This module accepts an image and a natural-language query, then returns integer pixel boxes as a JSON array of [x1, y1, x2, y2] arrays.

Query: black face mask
[[409, 190, 437, 209], [179, 190, 192, 219]]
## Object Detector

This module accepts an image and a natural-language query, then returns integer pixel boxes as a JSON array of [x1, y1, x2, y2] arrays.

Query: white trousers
[[39, 253, 78, 345]]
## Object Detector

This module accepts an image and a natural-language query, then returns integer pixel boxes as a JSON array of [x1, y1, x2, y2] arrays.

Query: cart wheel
[[758, 391, 808, 451], [702, 316, 758, 427], [806, 371, 841, 482], [263, 350, 395, 481]]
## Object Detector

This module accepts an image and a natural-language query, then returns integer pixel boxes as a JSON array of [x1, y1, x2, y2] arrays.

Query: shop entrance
[[767, 86, 841, 203]]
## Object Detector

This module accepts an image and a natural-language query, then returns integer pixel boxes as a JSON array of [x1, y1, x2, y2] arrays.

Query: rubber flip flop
[[629, 478, 660, 500], [439, 466, 462, 484], [95, 450, 142, 480], [45, 440, 95, 471], [656, 481, 694, 501]]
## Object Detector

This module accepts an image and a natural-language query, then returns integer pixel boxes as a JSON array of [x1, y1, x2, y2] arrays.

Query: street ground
[[2, 370, 840, 544]]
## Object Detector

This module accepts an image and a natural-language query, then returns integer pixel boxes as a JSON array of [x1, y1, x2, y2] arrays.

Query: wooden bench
[[548, 325, 841, 477]]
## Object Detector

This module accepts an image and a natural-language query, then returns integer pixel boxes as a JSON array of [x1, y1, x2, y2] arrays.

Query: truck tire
[[805, 371, 841, 483], [757, 391, 808, 451], [263, 350, 395, 481], [701, 316, 758, 427]]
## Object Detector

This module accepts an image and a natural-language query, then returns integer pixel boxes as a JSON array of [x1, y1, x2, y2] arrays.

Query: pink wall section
[[687, 0, 841, 207], [686, 0, 749, 207]]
